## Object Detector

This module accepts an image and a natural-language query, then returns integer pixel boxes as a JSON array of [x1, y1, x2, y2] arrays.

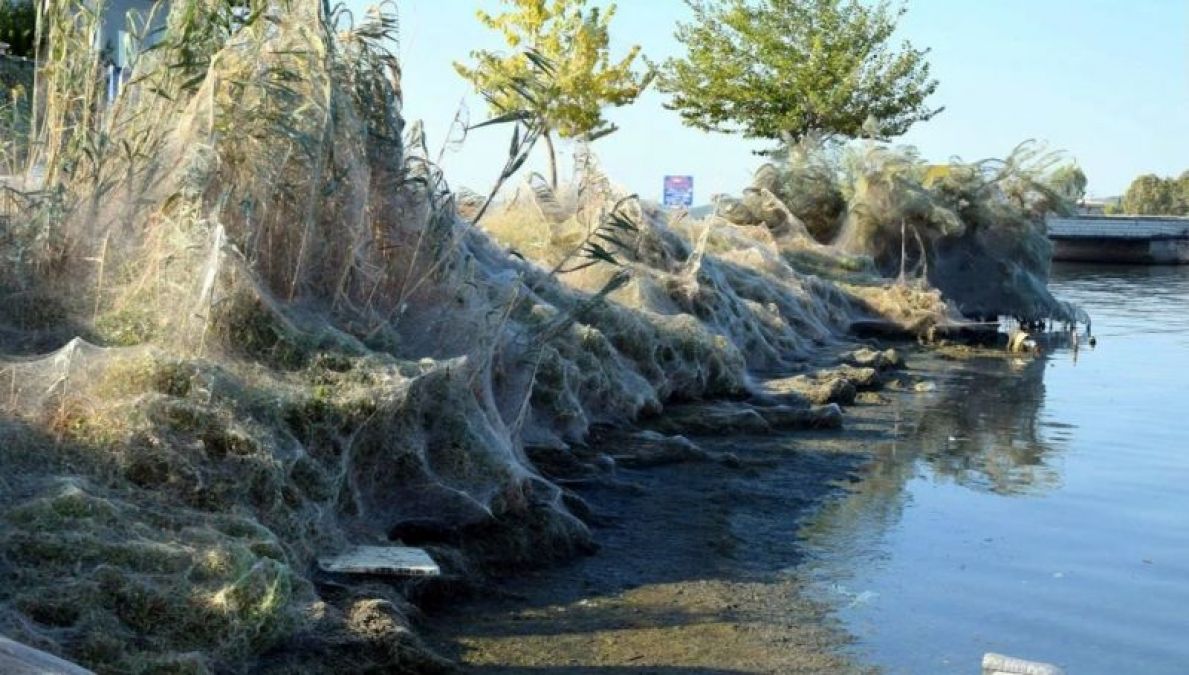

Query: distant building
[[95, 1, 162, 68], [1076, 196, 1122, 216], [30, 1, 166, 100]]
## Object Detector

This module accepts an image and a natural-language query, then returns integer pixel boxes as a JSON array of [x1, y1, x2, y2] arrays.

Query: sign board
[[663, 175, 694, 208]]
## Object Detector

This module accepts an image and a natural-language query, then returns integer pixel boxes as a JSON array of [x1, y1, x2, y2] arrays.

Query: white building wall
[[96, 0, 161, 67]]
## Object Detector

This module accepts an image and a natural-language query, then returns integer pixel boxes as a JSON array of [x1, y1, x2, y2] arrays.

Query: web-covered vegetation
[[749, 136, 1088, 323], [0, 2, 1078, 673]]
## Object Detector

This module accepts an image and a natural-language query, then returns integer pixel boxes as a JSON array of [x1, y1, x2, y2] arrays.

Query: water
[[803, 263, 1189, 674]]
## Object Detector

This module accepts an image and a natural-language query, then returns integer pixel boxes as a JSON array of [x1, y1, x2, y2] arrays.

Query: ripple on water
[[803, 263, 1189, 674]]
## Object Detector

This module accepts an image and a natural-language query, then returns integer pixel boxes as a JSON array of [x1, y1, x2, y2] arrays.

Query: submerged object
[[982, 652, 1065, 675], [318, 546, 441, 577]]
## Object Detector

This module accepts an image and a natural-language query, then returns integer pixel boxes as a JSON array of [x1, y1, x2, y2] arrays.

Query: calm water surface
[[802, 263, 1189, 674]]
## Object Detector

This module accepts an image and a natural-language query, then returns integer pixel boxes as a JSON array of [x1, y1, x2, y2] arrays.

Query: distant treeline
[[1108, 172, 1189, 216]]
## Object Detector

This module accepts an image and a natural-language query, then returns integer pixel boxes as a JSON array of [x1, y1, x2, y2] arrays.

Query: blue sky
[[350, 0, 1188, 202]]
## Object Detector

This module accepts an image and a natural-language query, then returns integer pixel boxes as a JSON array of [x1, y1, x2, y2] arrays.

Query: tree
[[1120, 174, 1178, 216], [658, 0, 940, 145], [455, 0, 651, 189], [1175, 170, 1189, 215], [0, 0, 36, 57], [1046, 163, 1087, 205]]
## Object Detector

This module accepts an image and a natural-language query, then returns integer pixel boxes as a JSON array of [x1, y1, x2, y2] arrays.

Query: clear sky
[[350, 0, 1188, 203]]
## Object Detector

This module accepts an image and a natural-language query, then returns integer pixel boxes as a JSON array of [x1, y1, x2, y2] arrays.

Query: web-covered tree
[[1046, 163, 1087, 204], [455, 0, 651, 188], [658, 0, 940, 145]]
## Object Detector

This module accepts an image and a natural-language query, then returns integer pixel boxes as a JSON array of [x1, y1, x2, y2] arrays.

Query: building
[[96, 1, 161, 66], [88, 0, 163, 99], [1075, 196, 1122, 216]]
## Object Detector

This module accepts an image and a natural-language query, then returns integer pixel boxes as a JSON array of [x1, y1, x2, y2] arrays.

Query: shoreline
[[417, 339, 972, 673]]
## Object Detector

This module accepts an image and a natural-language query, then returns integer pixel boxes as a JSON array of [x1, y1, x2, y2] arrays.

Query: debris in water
[[981, 652, 1065, 675]]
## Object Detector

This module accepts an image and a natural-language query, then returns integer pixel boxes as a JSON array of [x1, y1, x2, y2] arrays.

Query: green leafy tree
[[658, 0, 940, 145], [0, 0, 36, 57], [1175, 170, 1189, 214], [1046, 163, 1087, 205], [1120, 174, 1178, 215], [455, 0, 651, 188]]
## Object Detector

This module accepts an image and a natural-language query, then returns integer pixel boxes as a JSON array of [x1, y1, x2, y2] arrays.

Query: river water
[[802, 263, 1189, 673]]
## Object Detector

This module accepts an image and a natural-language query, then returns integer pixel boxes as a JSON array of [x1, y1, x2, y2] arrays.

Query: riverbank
[[0, 7, 1090, 673], [423, 340, 985, 673]]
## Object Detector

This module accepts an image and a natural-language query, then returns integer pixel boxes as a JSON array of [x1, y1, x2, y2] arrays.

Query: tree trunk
[[543, 129, 558, 190]]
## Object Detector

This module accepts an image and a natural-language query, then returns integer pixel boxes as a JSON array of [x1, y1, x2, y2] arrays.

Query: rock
[[828, 364, 881, 390], [848, 318, 917, 339], [524, 444, 593, 480], [650, 400, 843, 436], [913, 381, 936, 393], [757, 403, 844, 430], [762, 374, 856, 405], [855, 391, 888, 405], [592, 453, 616, 473], [844, 347, 904, 371], [652, 403, 771, 436], [608, 430, 712, 468], [561, 490, 596, 522]]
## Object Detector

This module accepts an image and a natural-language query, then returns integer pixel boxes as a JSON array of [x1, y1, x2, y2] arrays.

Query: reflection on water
[[915, 357, 1063, 496], [802, 263, 1189, 674]]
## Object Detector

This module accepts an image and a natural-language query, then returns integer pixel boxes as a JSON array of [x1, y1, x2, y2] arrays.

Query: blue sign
[[663, 175, 694, 208]]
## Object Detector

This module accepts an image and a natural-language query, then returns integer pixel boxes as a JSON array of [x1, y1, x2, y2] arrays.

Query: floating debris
[[982, 652, 1065, 675]]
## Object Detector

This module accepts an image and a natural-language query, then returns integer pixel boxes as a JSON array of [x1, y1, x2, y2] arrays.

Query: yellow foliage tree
[[454, 0, 651, 188]]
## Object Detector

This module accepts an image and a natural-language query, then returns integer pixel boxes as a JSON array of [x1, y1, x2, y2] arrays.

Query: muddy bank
[[423, 344, 950, 674]]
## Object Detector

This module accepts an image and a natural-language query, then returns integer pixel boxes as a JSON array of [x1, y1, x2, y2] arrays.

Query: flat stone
[[318, 546, 441, 577], [0, 635, 95, 675]]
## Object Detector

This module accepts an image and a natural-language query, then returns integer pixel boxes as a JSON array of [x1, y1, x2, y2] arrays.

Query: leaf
[[606, 212, 638, 231], [469, 109, 534, 131], [584, 124, 618, 142], [593, 231, 632, 250], [582, 241, 620, 266], [508, 123, 521, 157], [523, 48, 557, 76]]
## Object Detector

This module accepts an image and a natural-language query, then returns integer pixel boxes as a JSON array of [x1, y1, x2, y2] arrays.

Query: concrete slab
[[0, 635, 95, 675], [318, 545, 441, 577]]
